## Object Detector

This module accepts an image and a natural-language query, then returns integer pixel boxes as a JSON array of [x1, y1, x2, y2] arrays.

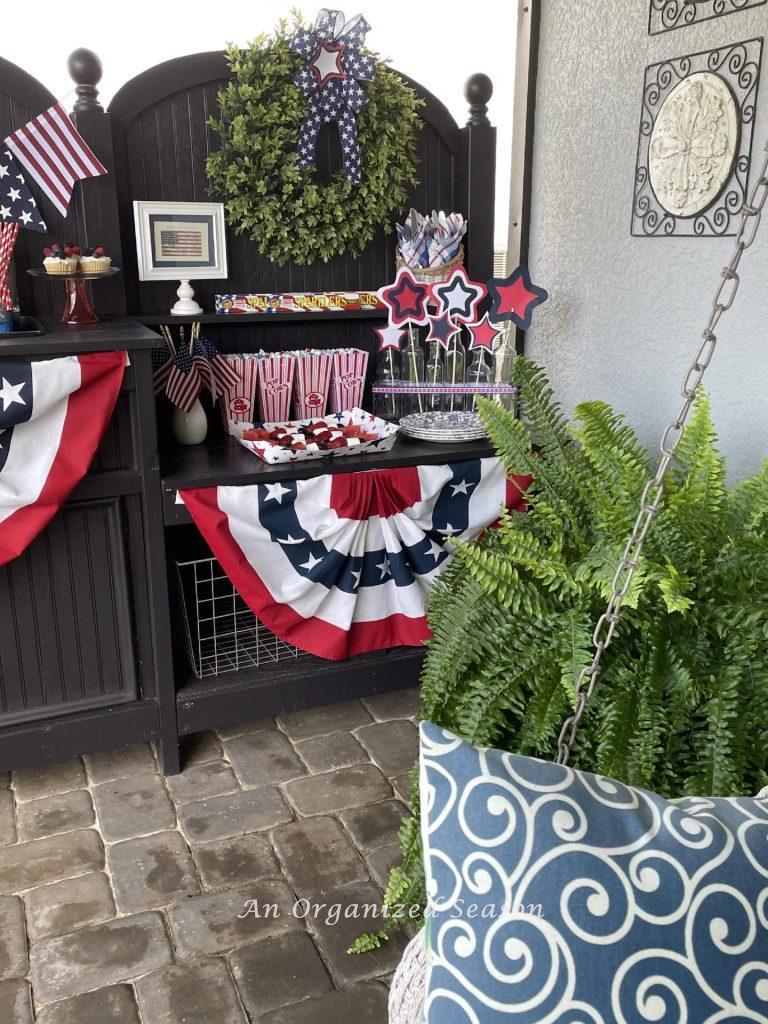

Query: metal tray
[[0, 315, 46, 338]]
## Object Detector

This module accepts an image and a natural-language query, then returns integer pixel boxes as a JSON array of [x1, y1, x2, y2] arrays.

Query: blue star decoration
[[377, 267, 431, 327], [290, 10, 376, 184], [431, 266, 487, 324], [425, 310, 461, 351], [487, 265, 549, 330]]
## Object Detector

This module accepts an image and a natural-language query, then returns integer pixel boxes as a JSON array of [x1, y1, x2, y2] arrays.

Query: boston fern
[[352, 357, 768, 952]]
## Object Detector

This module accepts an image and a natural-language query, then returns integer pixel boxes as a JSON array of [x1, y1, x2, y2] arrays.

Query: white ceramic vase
[[172, 399, 208, 445]]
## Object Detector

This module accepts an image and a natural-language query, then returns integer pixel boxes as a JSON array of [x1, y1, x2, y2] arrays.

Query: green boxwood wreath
[[207, 15, 423, 266]]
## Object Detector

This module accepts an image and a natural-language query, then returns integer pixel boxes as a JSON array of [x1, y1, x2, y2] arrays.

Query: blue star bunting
[[291, 9, 377, 184], [0, 150, 47, 232]]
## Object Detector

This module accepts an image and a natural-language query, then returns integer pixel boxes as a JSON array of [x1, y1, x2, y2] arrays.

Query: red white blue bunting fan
[[291, 9, 377, 183], [0, 352, 126, 565], [180, 460, 530, 660]]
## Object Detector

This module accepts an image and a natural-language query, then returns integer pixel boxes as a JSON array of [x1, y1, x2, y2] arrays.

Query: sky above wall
[[5, 0, 516, 247]]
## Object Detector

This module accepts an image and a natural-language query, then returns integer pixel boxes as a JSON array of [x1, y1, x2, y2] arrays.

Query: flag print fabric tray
[[231, 408, 399, 464]]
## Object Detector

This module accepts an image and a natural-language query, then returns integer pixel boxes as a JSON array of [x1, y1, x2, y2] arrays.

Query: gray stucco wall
[[524, 1, 768, 482]]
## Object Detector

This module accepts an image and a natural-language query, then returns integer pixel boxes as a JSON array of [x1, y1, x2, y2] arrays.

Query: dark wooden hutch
[[0, 47, 497, 774]]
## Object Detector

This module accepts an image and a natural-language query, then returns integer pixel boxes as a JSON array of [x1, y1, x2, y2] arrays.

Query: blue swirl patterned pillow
[[420, 721, 768, 1024]]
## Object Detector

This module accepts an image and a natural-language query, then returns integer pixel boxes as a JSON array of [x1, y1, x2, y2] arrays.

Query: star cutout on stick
[[487, 265, 549, 330], [432, 266, 487, 324], [466, 314, 502, 353], [425, 310, 461, 352], [374, 324, 406, 352], [377, 267, 431, 327], [309, 40, 347, 89]]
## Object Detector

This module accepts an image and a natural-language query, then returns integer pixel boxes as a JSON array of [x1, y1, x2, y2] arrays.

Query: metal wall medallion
[[631, 38, 762, 237], [650, 0, 767, 35]]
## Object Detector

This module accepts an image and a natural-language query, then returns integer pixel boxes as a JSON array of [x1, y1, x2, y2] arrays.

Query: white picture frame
[[132, 200, 228, 315]]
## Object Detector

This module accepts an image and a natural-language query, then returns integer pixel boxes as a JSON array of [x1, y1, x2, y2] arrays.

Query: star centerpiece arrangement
[[291, 9, 377, 184], [487, 265, 549, 331], [377, 267, 431, 327]]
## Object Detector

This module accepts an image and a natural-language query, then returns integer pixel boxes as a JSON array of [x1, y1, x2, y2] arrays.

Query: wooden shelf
[[131, 309, 387, 327], [0, 316, 160, 358], [176, 645, 424, 736], [161, 433, 495, 523]]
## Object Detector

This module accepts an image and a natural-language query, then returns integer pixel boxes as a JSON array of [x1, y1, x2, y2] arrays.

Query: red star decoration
[[466, 314, 502, 353], [309, 40, 347, 89], [487, 266, 549, 330], [377, 268, 431, 327]]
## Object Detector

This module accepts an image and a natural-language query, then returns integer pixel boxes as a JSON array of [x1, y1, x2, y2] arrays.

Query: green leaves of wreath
[[207, 15, 422, 265]]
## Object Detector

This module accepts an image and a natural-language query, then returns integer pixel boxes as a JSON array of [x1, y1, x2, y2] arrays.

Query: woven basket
[[395, 246, 464, 285]]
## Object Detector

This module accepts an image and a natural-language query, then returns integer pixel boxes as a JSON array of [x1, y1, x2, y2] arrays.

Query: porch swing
[[388, 142, 768, 1024]]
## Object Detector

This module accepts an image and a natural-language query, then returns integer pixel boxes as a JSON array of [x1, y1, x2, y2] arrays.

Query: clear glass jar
[[400, 330, 425, 416], [374, 349, 400, 421], [466, 348, 493, 410], [444, 335, 466, 412], [425, 340, 444, 412]]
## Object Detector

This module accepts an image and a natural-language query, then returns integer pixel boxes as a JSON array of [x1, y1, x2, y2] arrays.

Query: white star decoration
[[264, 482, 291, 504], [450, 479, 473, 496], [277, 535, 303, 546], [377, 555, 391, 580], [0, 206, 10, 220], [0, 378, 27, 412], [300, 552, 323, 573], [7, 188, 21, 203], [0, 164, 8, 180], [426, 540, 444, 562], [438, 524, 459, 537], [350, 568, 362, 588]]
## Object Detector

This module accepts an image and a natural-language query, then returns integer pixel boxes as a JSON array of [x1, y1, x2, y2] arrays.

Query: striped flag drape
[[4, 104, 107, 218], [0, 223, 21, 310]]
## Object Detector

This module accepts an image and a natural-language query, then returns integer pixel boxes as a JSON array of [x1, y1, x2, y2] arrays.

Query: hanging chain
[[555, 141, 768, 766]]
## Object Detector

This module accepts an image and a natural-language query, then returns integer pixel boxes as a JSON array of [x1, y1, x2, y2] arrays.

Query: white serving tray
[[229, 408, 399, 465]]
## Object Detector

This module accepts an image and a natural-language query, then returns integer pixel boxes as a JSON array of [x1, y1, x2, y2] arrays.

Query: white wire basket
[[175, 556, 305, 679]]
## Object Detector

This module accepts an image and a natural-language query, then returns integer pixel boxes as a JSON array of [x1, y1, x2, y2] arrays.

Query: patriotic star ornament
[[374, 324, 406, 351], [487, 265, 549, 330], [425, 310, 461, 351], [291, 9, 377, 184], [431, 265, 487, 324], [466, 314, 502, 353], [377, 267, 431, 327]]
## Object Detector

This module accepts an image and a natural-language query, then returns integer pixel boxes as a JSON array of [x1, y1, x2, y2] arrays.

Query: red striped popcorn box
[[258, 353, 296, 422], [223, 355, 259, 424], [330, 348, 369, 413], [293, 350, 334, 418]]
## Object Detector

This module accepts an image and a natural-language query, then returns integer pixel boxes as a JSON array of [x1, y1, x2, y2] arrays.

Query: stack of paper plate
[[399, 411, 488, 442]]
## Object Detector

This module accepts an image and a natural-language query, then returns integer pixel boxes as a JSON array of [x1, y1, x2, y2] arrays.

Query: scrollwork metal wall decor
[[631, 38, 762, 238], [650, 0, 766, 35]]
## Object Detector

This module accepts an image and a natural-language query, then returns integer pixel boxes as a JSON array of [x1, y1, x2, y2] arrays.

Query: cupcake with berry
[[79, 245, 111, 274], [43, 243, 80, 275]]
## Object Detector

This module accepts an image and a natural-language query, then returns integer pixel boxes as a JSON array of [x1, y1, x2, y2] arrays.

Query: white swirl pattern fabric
[[420, 722, 768, 1023]]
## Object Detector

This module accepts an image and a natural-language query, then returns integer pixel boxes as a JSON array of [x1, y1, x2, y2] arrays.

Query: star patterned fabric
[[431, 266, 487, 324], [466, 313, 502, 352], [377, 267, 431, 327], [487, 265, 549, 330], [0, 150, 47, 233], [291, 9, 377, 184], [425, 310, 461, 351]]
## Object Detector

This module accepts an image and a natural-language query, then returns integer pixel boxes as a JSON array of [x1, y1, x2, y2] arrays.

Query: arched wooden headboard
[[0, 56, 72, 315], [108, 51, 489, 317]]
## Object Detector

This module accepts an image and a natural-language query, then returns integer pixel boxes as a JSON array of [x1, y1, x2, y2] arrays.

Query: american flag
[[0, 149, 47, 309], [165, 340, 202, 412], [160, 230, 203, 257], [3, 104, 107, 218]]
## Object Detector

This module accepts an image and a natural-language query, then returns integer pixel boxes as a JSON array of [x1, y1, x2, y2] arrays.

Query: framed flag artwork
[[133, 200, 228, 315], [132, 201, 228, 281]]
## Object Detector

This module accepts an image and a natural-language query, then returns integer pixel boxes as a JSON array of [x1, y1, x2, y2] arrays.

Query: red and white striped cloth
[[4, 104, 107, 218], [293, 350, 333, 418], [0, 223, 20, 310], [258, 353, 296, 421], [330, 348, 368, 413]]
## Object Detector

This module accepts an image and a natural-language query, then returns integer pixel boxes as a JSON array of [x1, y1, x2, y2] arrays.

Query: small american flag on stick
[[3, 103, 107, 218]]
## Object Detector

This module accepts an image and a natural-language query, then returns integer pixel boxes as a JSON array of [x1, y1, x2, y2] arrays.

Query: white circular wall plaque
[[648, 72, 739, 218]]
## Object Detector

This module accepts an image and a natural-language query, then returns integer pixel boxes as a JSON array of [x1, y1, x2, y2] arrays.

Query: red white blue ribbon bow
[[290, 9, 376, 184]]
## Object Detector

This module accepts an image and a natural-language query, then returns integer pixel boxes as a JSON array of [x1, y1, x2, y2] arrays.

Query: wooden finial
[[464, 73, 493, 127], [67, 49, 103, 113]]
